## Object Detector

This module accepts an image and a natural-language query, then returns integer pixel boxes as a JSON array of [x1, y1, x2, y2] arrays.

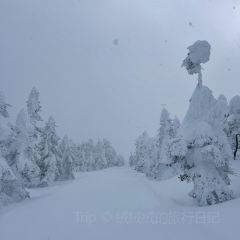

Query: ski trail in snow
[[0, 166, 240, 240], [0, 167, 161, 240], [133, 171, 174, 209]]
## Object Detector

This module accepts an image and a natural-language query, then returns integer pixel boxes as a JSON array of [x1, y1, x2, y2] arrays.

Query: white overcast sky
[[1, 0, 240, 157]]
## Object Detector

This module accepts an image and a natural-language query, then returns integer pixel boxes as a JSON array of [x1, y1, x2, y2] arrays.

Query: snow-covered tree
[[73, 138, 124, 171], [57, 136, 75, 180], [0, 157, 29, 205], [81, 139, 95, 171], [73, 144, 86, 172], [0, 93, 11, 118], [143, 137, 159, 177], [12, 87, 45, 186], [158, 109, 180, 159], [0, 93, 11, 159], [225, 95, 240, 159], [148, 109, 180, 180], [94, 140, 107, 170], [157, 108, 170, 148], [6, 109, 40, 188], [68, 140, 81, 172], [102, 139, 120, 167], [37, 117, 59, 186], [26, 87, 42, 126], [129, 153, 136, 167], [182, 40, 211, 87], [131, 131, 149, 173], [169, 41, 233, 206], [0, 94, 28, 205], [129, 109, 180, 180], [116, 154, 125, 166], [173, 116, 181, 135]]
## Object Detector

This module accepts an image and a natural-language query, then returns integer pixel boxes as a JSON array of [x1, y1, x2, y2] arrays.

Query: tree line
[[0, 88, 124, 206]]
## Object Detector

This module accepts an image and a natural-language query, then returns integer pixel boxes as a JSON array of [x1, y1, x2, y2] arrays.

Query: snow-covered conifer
[[26, 87, 42, 125], [170, 41, 233, 206], [0, 94, 28, 205], [132, 131, 149, 173], [82, 139, 95, 171], [6, 109, 41, 187], [57, 136, 75, 180], [116, 155, 125, 166], [102, 139, 121, 167], [225, 95, 240, 159], [37, 117, 59, 186], [129, 153, 136, 167], [74, 144, 86, 172], [0, 157, 29, 205], [68, 140, 80, 171], [149, 109, 180, 180], [0, 93, 11, 118], [144, 137, 158, 177], [94, 140, 107, 170]]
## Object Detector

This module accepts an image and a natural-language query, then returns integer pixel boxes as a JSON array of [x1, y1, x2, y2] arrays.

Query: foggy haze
[[1, 0, 240, 157]]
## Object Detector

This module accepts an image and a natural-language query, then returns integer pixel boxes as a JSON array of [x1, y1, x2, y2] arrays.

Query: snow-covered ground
[[1, 162, 240, 240]]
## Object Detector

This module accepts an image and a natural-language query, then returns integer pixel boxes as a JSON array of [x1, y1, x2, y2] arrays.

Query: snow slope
[[0, 163, 240, 240]]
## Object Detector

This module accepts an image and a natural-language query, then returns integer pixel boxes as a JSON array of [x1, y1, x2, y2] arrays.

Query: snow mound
[[182, 40, 211, 84], [187, 40, 211, 64]]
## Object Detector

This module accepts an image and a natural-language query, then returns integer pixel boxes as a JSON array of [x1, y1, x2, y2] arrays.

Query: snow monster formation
[[170, 41, 233, 206]]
